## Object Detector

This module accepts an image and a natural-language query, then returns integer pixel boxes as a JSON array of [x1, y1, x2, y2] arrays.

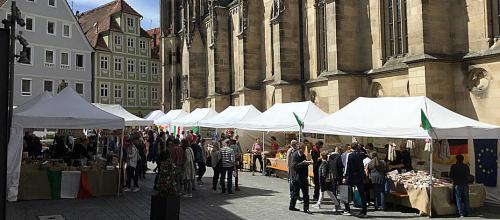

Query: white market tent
[[235, 101, 328, 132], [93, 103, 153, 127], [304, 96, 500, 207], [7, 87, 125, 201], [304, 96, 500, 139], [198, 105, 262, 128], [144, 110, 165, 121], [13, 91, 53, 113], [171, 108, 218, 127], [154, 109, 189, 126]]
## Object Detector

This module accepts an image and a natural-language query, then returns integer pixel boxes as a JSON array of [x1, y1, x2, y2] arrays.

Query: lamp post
[[1, 1, 30, 219]]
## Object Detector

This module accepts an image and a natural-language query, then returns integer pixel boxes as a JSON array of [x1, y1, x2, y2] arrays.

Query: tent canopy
[[199, 105, 262, 128], [14, 91, 53, 113], [155, 109, 189, 126], [8, 87, 124, 201], [13, 87, 125, 129], [171, 108, 218, 127], [304, 96, 500, 139], [93, 103, 153, 127], [144, 110, 165, 121], [235, 101, 328, 132]]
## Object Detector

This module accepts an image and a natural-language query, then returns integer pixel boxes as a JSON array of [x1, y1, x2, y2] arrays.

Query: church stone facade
[[160, 0, 500, 125]]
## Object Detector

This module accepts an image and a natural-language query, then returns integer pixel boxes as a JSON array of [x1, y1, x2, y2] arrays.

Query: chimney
[[153, 33, 157, 47]]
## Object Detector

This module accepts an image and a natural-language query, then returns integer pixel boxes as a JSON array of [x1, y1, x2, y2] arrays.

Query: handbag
[[339, 185, 352, 203], [206, 155, 212, 167], [384, 177, 391, 193]]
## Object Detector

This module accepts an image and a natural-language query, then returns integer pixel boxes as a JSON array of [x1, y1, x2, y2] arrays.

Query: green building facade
[[79, 0, 160, 116]]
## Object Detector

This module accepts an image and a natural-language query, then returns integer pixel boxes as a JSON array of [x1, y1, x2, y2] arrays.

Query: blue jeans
[[454, 185, 470, 217], [373, 183, 385, 210]]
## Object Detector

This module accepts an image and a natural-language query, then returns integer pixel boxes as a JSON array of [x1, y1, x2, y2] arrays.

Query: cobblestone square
[[7, 168, 500, 220]]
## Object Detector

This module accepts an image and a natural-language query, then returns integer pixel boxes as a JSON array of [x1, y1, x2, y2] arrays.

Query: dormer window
[[127, 17, 134, 28]]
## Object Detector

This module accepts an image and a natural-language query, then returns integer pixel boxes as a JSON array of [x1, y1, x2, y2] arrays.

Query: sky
[[70, 0, 160, 30]]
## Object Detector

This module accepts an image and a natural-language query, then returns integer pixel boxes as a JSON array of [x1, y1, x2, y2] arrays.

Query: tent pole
[[117, 128, 125, 197], [262, 131, 266, 175], [429, 141, 433, 218]]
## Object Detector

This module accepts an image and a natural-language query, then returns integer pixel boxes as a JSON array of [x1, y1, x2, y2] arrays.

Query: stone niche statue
[[467, 68, 491, 95]]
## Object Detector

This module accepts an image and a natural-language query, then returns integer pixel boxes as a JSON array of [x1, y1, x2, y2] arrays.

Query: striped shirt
[[219, 146, 235, 168]]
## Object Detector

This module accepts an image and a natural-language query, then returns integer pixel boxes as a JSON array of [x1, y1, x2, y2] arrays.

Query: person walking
[[289, 144, 313, 214], [230, 139, 243, 191], [343, 143, 368, 217], [193, 139, 207, 185], [124, 138, 140, 192], [328, 147, 344, 212], [171, 138, 186, 195], [219, 139, 235, 194], [183, 139, 196, 198], [366, 152, 387, 211], [210, 143, 221, 192], [252, 138, 263, 174], [311, 141, 323, 200], [313, 151, 341, 211], [450, 154, 471, 218]]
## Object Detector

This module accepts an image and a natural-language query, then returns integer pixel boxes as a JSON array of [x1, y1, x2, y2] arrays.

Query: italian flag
[[293, 112, 304, 128], [420, 109, 432, 131]]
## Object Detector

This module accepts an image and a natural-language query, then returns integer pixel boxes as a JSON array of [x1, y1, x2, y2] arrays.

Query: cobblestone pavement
[[7, 168, 500, 220]]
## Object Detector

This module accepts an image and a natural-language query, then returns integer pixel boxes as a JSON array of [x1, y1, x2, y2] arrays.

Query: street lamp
[[1, 1, 30, 219]]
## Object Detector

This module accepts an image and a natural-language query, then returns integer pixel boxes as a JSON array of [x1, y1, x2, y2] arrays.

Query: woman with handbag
[[366, 152, 387, 211], [312, 151, 341, 212]]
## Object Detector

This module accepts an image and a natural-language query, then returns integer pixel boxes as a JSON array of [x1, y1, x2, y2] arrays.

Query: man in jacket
[[450, 154, 470, 218], [343, 143, 368, 217], [287, 140, 299, 198], [289, 144, 313, 214]]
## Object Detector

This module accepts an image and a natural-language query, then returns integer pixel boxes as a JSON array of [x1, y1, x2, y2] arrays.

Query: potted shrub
[[150, 158, 180, 220]]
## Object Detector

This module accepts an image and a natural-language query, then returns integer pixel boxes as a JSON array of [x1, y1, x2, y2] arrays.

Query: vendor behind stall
[[387, 144, 413, 173], [71, 137, 91, 166]]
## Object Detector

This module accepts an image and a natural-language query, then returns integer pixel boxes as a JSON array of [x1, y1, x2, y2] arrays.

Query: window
[[25, 17, 34, 31], [114, 84, 122, 98], [45, 50, 54, 64], [151, 63, 158, 75], [60, 52, 69, 67], [151, 87, 159, 100], [491, 0, 500, 38], [139, 40, 146, 49], [114, 35, 122, 45], [63, 24, 71, 38], [127, 17, 134, 28], [316, 1, 327, 74], [21, 79, 32, 96], [18, 47, 32, 64], [76, 54, 84, 69], [127, 37, 135, 48], [139, 60, 147, 74], [127, 85, 135, 99], [75, 83, 84, 94], [48, 0, 56, 7], [47, 21, 55, 35], [100, 56, 109, 70], [127, 59, 135, 73], [43, 80, 53, 92], [100, 83, 109, 97], [384, 0, 407, 59], [27, 0, 36, 3], [139, 86, 147, 99], [114, 57, 122, 71]]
